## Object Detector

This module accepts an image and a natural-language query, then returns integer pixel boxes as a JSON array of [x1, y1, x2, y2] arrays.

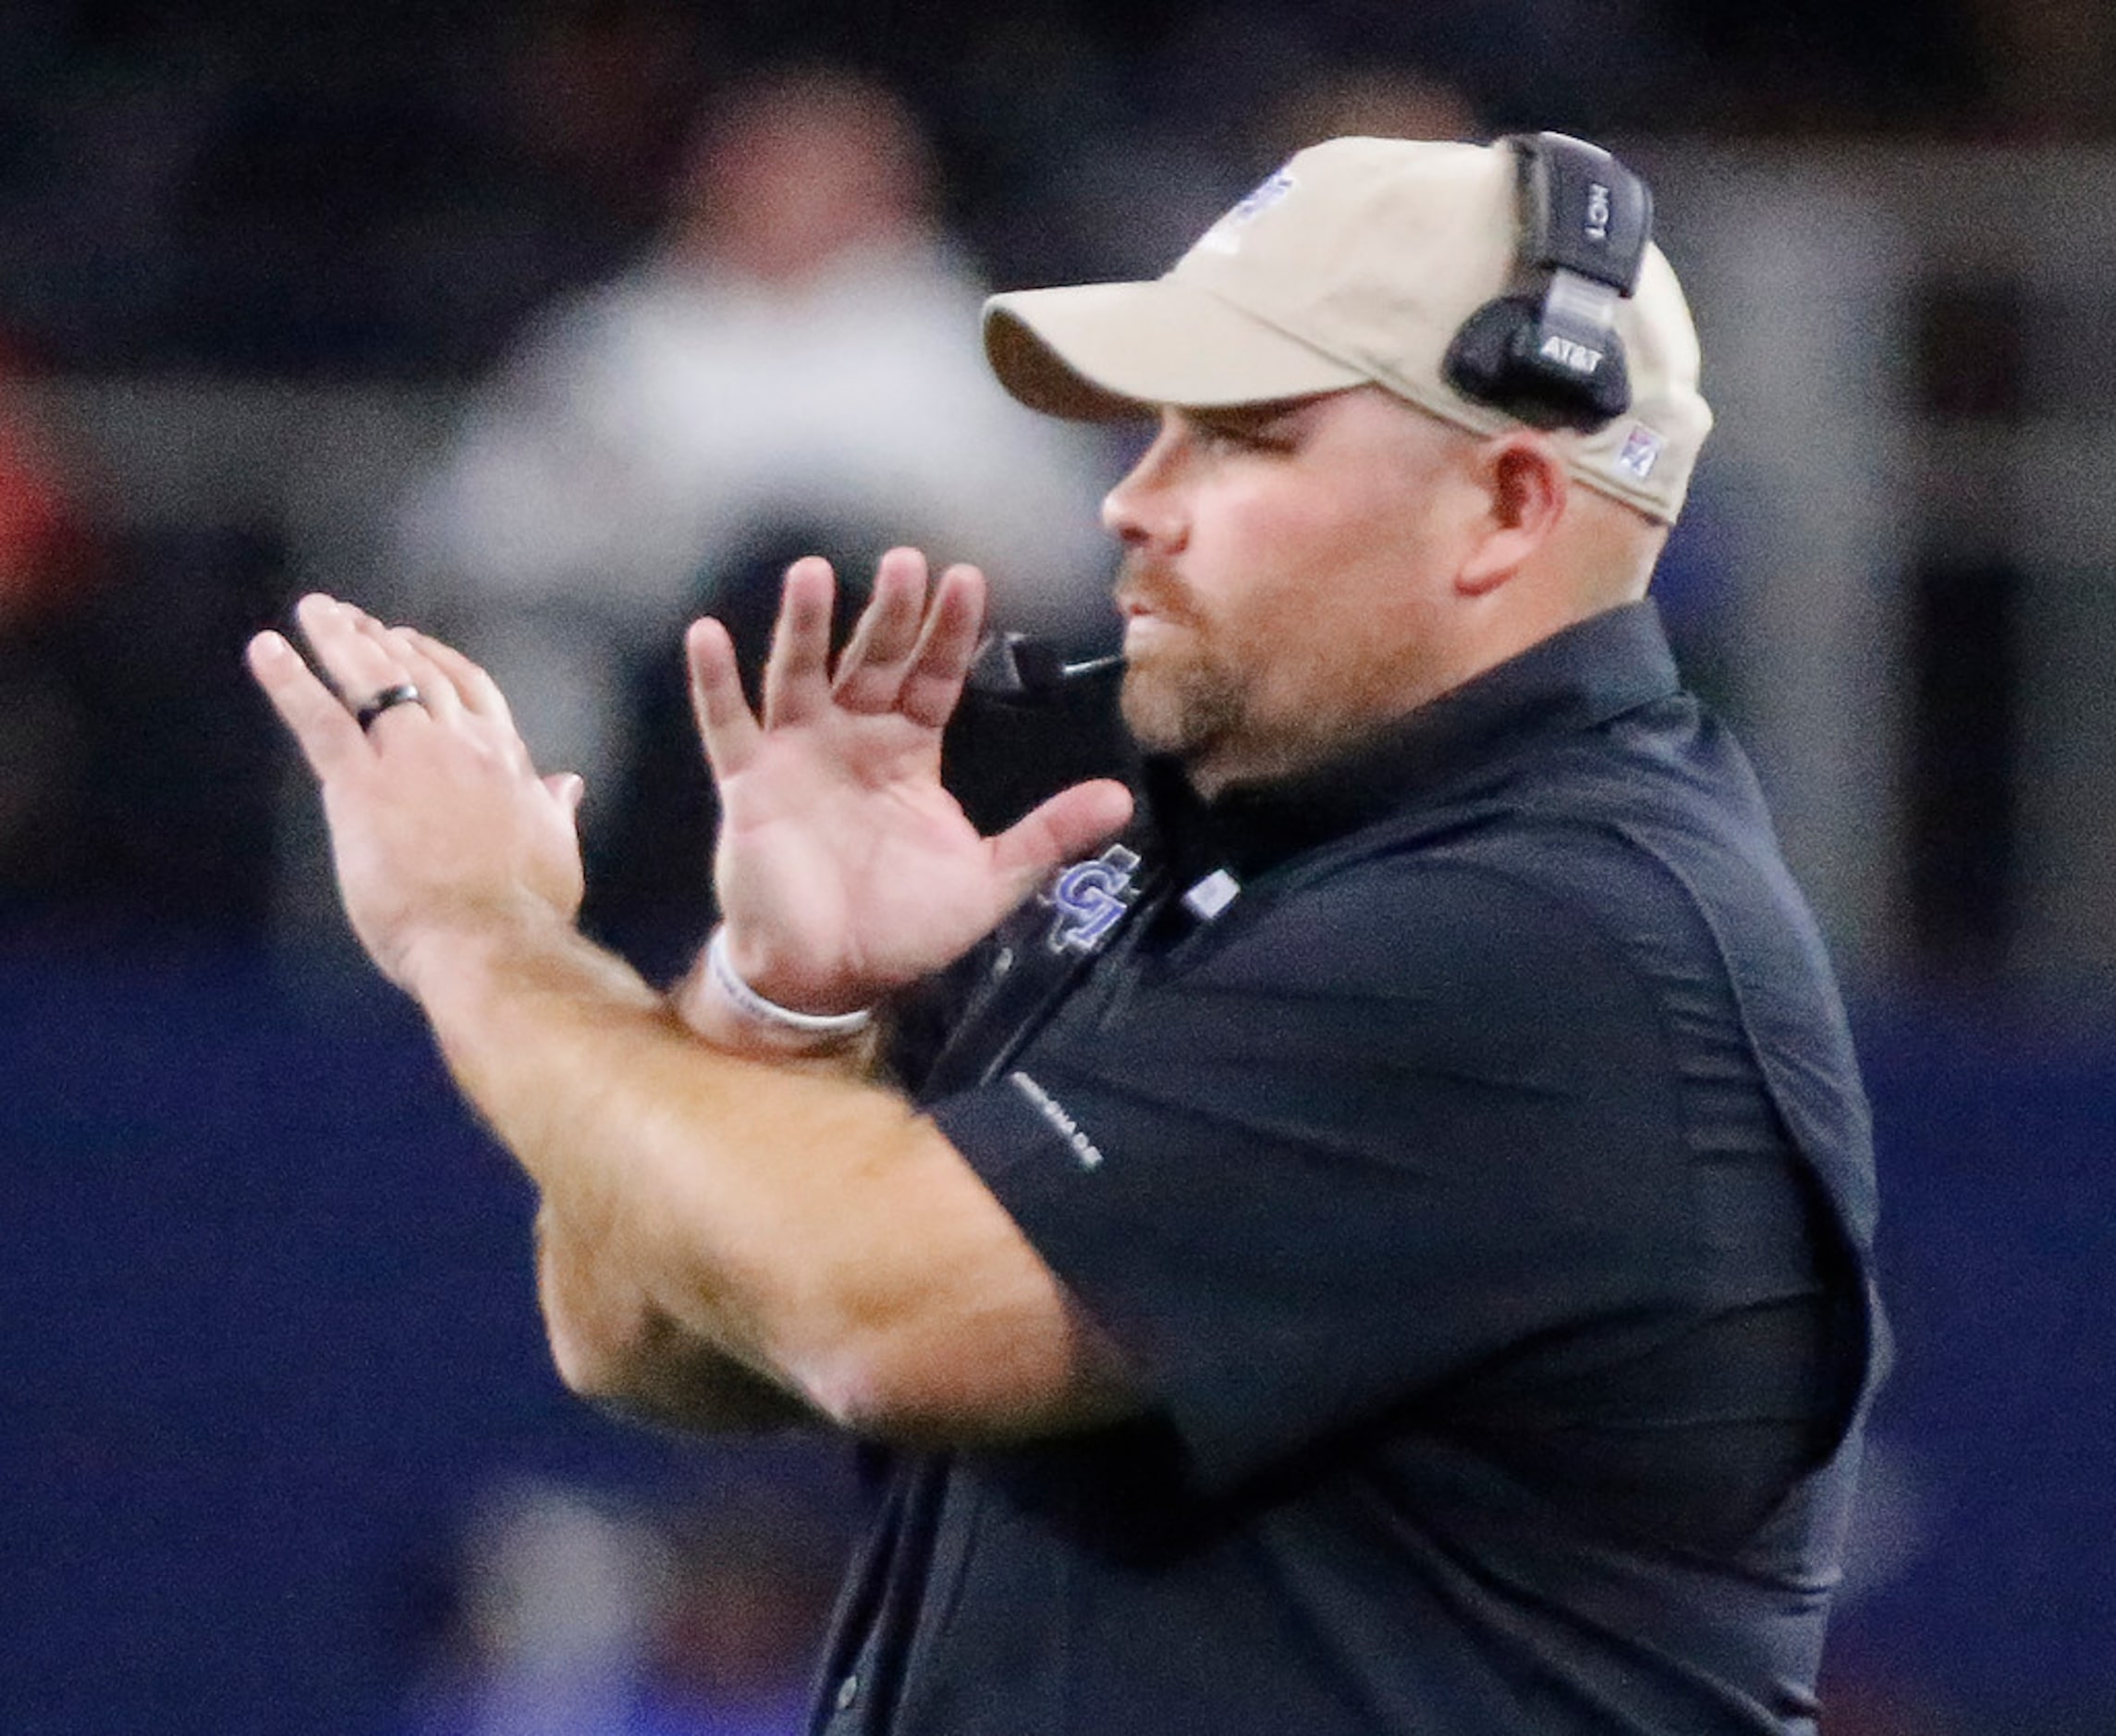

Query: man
[[390, 64, 1110, 839], [251, 135, 1881, 1734]]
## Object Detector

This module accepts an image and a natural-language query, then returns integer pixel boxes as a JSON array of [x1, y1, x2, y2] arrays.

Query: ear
[[1458, 433, 1570, 597]]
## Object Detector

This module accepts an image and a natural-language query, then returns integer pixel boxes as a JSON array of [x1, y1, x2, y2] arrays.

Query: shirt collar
[[1141, 601, 1682, 886]]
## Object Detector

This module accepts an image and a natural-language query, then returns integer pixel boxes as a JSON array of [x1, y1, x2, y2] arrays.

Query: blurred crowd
[[0, 1, 2021, 380], [0, 0, 2101, 955]]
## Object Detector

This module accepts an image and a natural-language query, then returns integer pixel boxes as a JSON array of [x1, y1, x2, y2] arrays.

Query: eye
[[1191, 412, 1295, 456]]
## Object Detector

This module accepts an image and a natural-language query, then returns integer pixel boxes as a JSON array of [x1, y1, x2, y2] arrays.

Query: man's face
[[1104, 388, 1485, 793]]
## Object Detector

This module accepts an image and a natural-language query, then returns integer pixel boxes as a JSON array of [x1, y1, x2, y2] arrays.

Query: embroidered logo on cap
[[1198, 166, 1296, 256], [1617, 422, 1665, 481], [1044, 844, 1141, 955]]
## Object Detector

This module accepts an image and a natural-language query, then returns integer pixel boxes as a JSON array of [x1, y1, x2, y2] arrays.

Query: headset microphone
[[950, 633, 1132, 831], [968, 631, 1124, 703]]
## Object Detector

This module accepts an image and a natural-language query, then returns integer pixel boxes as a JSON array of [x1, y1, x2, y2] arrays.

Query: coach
[[252, 133, 1882, 1734]]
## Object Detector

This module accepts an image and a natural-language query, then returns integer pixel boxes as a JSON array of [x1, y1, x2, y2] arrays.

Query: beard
[[1113, 556, 1252, 764], [1119, 633, 1246, 761]]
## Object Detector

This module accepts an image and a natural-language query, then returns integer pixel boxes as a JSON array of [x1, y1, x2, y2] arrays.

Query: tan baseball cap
[[983, 136, 1711, 523]]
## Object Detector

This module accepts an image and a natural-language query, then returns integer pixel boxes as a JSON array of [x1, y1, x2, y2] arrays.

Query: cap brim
[[984, 279, 1368, 421]]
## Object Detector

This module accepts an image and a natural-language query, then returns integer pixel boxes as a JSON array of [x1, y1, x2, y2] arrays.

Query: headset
[[1442, 131, 1653, 434]]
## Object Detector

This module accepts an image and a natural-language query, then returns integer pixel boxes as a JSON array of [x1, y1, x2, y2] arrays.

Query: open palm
[[691, 549, 1132, 1015]]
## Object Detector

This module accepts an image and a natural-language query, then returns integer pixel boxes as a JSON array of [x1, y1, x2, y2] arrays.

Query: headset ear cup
[[1443, 296, 1540, 411], [1443, 292, 1633, 431]]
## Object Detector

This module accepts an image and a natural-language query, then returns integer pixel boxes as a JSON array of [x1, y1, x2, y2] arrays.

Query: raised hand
[[691, 548, 1132, 1015], [247, 594, 587, 994]]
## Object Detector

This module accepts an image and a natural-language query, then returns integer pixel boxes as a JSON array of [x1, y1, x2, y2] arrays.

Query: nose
[[1101, 413, 1187, 552]]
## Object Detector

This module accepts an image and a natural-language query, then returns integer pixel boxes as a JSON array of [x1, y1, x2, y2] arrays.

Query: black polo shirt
[[815, 603, 1880, 1736]]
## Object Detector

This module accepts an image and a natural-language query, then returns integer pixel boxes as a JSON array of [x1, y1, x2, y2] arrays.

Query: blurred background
[[2, 1, 2112, 1730]]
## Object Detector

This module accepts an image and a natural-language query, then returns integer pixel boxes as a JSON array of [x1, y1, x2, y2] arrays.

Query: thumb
[[543, 772, 586, 818], [989, 778, 1135, 896]]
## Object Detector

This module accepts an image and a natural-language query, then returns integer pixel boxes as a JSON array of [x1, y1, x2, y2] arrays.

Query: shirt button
[[992, 946, 1015, 979], [835, 1672, 861, 1712]]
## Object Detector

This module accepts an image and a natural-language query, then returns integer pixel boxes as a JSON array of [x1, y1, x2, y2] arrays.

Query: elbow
[[760, 1293, 962, 1439], [537, 1264, 716, 1415], [537, 1242, 814, 1433], [533, 1217, 661, 1405], [786, 1311, 1135, 1447], [796, 1340, 910, 1440], [541, 1285, 646, 1405]]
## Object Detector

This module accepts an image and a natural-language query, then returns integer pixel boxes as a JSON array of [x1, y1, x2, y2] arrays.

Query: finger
[[687, 616, 763, 780], [372, 626, 471, 729], [246, 629, 370, 782], [341, 600, 437, 697], [295, 594, 426, 736], [989, 777, 1136, 897], [831, 547, 930, 713], [899, 563, 989, 729], [295, 593, 392, 697], [401, 629, 515, 730], [759, 557, 838, 729]]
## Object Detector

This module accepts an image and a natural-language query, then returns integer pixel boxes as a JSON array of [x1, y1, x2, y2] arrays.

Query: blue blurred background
[[2, 3, 2111, 1731]]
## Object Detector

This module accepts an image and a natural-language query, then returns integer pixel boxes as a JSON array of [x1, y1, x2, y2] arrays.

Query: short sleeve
[[925, 858, 1697, 1492]]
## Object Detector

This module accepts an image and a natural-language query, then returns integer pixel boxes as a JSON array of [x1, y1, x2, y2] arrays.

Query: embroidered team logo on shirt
[[1044, 844, 1141, 956]]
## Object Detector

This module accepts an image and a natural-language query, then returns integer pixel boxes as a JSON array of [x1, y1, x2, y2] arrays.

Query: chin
[[1117, 667, 1181, 757], [1119, 658, 1241, 764]]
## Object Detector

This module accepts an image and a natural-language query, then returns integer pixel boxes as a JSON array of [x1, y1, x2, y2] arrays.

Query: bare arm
[[531, 958, 883, 1436], [247, 565, 1138, 1442], [413, 921, 1133, 1439]]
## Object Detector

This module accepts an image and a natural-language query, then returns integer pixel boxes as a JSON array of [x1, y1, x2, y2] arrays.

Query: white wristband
[[704, 928, 875, 1037]]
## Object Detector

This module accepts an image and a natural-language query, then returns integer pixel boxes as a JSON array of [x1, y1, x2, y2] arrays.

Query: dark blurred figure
[[162, 2, 705, 376], [394, 1476, 838, 1736], [1258, 64, 1483, 160], [0, 348, 296, 943], [643, 1493, 844, 1736]]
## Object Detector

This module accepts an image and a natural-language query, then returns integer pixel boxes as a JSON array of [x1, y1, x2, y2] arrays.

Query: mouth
[[1118, 595, 1180, 648], [1114, 562, 1189, 631]]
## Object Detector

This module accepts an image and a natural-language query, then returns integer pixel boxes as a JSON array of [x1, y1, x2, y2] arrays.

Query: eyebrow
[[1185, 398, 1317, 439]]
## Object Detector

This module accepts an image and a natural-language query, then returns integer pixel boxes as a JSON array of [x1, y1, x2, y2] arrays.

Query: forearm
[[530, 943, 886, 1433], [534, 1203, 816, 1433], [412, 922, 876, 1412], [406, 920, 1129, 1440], [481, 939, 772, 1426]]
